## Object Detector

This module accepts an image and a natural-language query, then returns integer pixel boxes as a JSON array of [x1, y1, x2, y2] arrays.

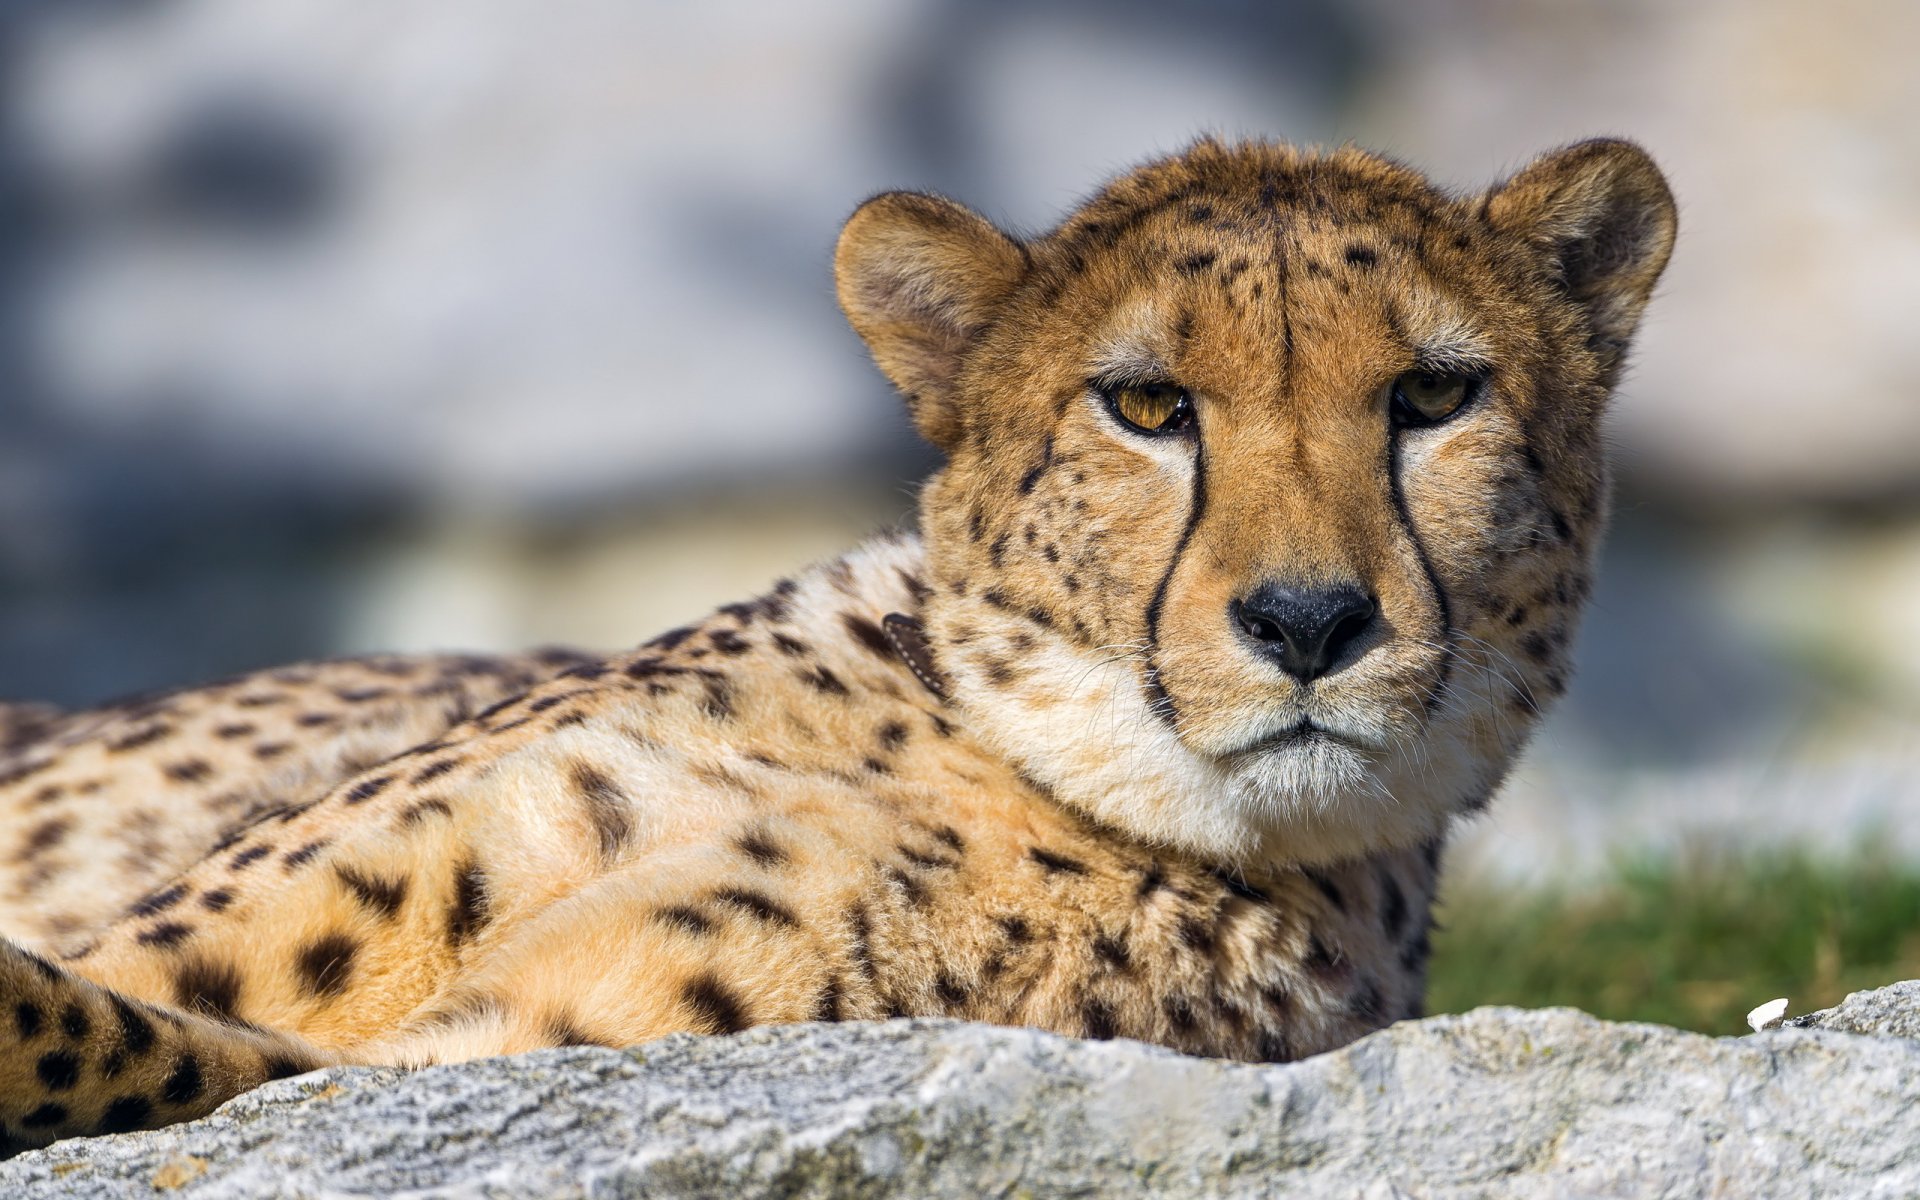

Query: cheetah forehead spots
[[839, 136, 1675, 865]]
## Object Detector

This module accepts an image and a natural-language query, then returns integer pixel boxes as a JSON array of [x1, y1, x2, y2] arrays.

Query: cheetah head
[[836, 138, 1676, 867]]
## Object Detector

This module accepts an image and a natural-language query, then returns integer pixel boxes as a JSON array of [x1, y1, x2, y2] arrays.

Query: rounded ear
[[835, 191, 1028, 450], [1484, 139, 1678, 365]]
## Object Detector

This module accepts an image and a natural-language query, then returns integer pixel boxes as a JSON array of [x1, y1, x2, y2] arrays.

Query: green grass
[[1426, 844, 1920, 1034]]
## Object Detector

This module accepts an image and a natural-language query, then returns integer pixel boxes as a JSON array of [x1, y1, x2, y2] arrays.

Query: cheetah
[[0, 136, 1675, 1152]]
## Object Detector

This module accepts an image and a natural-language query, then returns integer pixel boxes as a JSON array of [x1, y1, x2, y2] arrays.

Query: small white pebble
[[1747, 997, 1789, 1032]]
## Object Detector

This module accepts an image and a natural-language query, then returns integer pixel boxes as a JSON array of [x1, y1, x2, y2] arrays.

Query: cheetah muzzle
[[0, 136, 1675, 1152]]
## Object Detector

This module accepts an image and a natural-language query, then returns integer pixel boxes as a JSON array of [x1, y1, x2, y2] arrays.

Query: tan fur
[[0, 137, 1675, 1153]]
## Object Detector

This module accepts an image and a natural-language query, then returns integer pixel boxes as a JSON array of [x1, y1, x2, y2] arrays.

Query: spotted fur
[[0, 137, 1674, 1152]]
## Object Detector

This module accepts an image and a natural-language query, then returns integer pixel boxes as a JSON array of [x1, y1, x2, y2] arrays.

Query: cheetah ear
[[1483, 139, 1678, 366], [836, 191, 1028, 450]]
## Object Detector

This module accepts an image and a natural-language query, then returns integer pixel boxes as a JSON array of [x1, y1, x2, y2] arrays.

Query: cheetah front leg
[[0, 937, 333, 1155]]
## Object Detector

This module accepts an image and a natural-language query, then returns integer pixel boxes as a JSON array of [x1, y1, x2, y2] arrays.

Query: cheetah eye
[[1389, 370, 1478, 426], [1101, 381, 1195, 436]]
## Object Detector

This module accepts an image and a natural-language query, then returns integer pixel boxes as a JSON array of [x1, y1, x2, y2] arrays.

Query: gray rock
[[1788, 979, 1920, 1040], [7, 990, 1920, 1199]]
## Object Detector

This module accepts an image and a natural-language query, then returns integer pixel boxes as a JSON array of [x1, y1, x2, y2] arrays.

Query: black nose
[[1232, 583, 1377, 682]]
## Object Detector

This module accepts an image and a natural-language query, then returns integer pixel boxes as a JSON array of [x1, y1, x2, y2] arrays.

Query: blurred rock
[[7, 1003, 1920, 1197]]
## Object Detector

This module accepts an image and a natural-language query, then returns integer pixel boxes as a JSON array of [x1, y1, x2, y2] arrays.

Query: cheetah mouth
[[1226, 718, 1381, 761]]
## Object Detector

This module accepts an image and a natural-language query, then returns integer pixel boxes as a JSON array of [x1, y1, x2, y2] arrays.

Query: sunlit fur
[[0, 138, 1674, 1152]]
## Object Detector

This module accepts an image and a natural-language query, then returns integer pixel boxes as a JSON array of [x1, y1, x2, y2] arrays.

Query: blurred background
[[3, 0, 1916, 1031]]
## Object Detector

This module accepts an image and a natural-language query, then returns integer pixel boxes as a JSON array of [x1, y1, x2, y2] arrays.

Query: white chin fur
[[946, 625, 1474, 867]]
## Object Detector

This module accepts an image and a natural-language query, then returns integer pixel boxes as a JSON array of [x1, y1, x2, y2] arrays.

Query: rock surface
[[1790, 978, 1920, 1041], [5, 983, 1920, 1199]]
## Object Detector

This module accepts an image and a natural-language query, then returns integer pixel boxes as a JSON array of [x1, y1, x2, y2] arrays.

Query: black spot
[[1027, 847, 1088, 876], [262, 1056, 309, 1081], [647, 625, 698, 651], [655, 905, 714, 935], [883, 865, 928, 907], [996, 914, 1032, 943], [228, 845, 272, 870], [800, 666, 849, 697], [1136, 862, 1168, 900], [162, 1053, 204, 1104], [847, 904, 875, 978], [1344, 244, 1377, 268], [711, 887, 798, 927], [1163, 995, 1197, 1032], [199, 889, 234, 913], [21, 1102, 66, 1128], [1175, 251, 1216, 275], [812, 979, 844, 1023], [932, 826, 964, 852], [336, 865, 408, 919], [772, 632, 810, 657], [700, 675, 735, 721], [448, 863, 491, 945], [1303, 869, 1346, 913], [15, 1000, 43, 1040], [1177, 915, 1214, 954], [1093, 932, 1131, 970], [1381, 874, 1408, 937], [1400, 926, 1434, 972], [274, 800, 319, 825], [934, 974, 969, 1008], [344, 775, 393, 805], [1306, 934, 1342, 973], [1521, 630, 1560, 662], [282, 840, 330, 871], [173, 957, 243, 1020], [1255, 1030, 1291, 1063], [59, 1003, 88, 1040], [111, 996, 156, 1058], [841, 614, 896, 662], [735, 828, 788, 868], [36, 1050, 80, 1091], [709, 628, 752, 656], [400, 798, 454, 826], [544, 1014, 597, 1048], [411, 758, 460, 785], [253, 741, 292, 760], [295, 932, 358, 998], [1017, 440, 1054, 495], [163, 757, 213, 784], [876, 721, 909, 752], [108, 724, 172, 752], [130, 884, 190, 918], [294, 712, 338, 728], [570, 763, 632, 860], [1081, 998, 1118, 1040], [97, 1095, 152, 1134], [136, 921, 194, 948], [681, 975, 749, 1035], [21, 950, 61, 982], [16, 817, 71, 858]]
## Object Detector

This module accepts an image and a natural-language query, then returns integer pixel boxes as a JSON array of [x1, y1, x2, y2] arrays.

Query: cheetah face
[[838, 139, 1675, 867]]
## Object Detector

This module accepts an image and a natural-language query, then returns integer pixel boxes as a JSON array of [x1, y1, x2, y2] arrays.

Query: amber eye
[[1103, 381, 1195, 436], [1389, 370, 1477, 426]]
